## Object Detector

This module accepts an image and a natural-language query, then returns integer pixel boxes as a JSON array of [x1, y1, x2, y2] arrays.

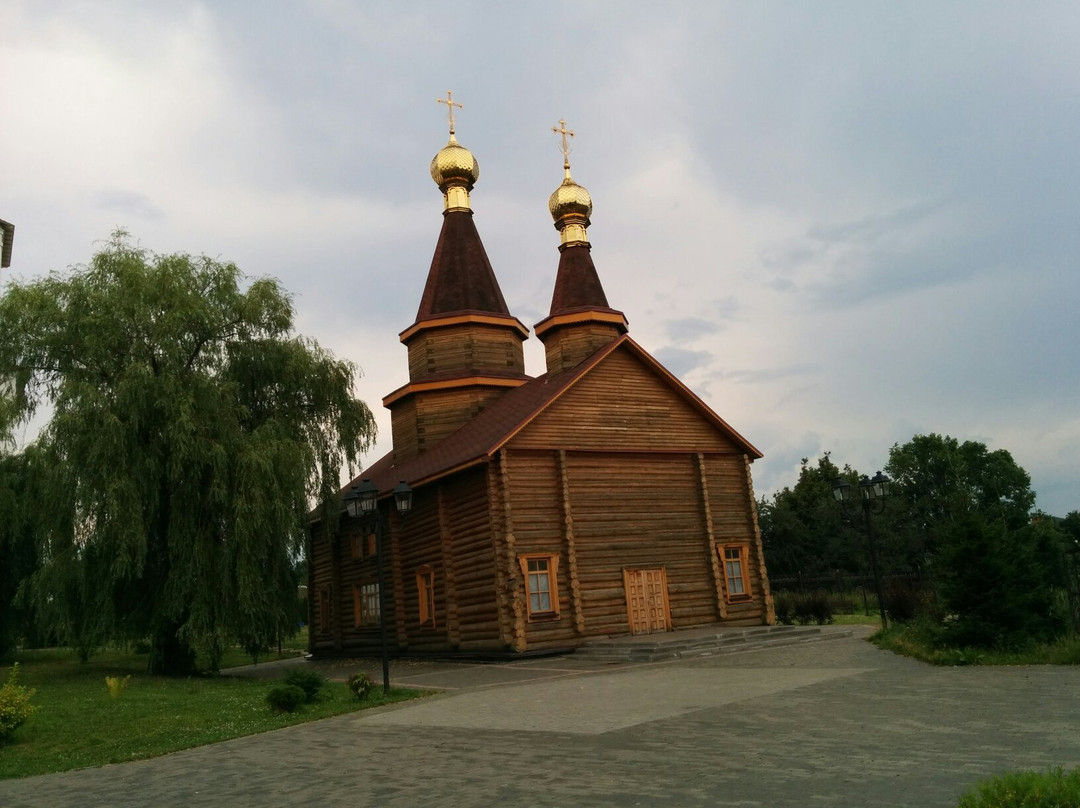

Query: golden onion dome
[[548, 167, 592, 223], [430, 133, 479, 190]]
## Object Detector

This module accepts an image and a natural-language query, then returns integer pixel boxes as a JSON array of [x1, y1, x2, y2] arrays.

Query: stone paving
[[2, 632, 1078, 807]]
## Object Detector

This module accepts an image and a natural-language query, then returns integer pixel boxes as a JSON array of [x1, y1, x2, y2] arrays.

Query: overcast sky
[[3, 1, 1078, 515]]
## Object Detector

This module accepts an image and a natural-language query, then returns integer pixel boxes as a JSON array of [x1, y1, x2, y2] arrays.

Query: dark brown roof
[[414, 210, 511, 321], [353, 335, 762, 498], [548, 243, 610, 314]]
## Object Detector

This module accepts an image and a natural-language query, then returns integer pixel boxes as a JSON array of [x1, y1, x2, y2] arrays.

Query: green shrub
[[265, 684, 306, 713], [105, 674, 132, 699], [282, 669, 326, 703], [774, 592, 795, 625], [774, 591, 833, 626], [793, 590, 833, 625], [883, 579, 924, 623], [956, 767, 1080, 807], [0, 663, 37, 741], [347, 672, 374, 701]]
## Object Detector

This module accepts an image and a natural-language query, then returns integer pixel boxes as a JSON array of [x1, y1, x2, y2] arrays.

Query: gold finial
[[548, 118, 591, 246], [552, 118, 575, 170], [437, 90, 463, 135]]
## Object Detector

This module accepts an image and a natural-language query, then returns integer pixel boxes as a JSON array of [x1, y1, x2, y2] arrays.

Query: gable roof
[[357, 334, 761, 496]]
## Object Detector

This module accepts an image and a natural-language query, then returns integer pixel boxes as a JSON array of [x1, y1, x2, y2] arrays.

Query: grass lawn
[[1, 641, 423, 779], [871, 622, 1080, 666], [831, 613, 882, 627], [214, 627, 310, 670]]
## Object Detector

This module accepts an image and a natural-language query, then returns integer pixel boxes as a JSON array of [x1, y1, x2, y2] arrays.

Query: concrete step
[[573, 625, 853, 663]]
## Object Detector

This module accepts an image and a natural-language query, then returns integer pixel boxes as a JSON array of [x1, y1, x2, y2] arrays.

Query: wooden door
[[624, 568, 671, 635]]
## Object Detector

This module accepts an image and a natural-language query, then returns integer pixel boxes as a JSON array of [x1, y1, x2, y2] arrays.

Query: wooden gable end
[[508, 347, 740, 453]]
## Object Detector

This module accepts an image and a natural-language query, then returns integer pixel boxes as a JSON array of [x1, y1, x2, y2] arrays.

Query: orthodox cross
[[552, 118, 575, 168], [437, 90, 463, 135]]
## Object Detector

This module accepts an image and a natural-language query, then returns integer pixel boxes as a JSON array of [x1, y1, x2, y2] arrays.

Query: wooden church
[[308, 107, 774, 656]]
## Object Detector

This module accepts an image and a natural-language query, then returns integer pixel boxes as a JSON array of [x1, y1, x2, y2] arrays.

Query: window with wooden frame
[[416, 565, 436, 628], [317, 585, 331, 633], [518, 554, 560, 620], [350, 534, 362, 560], [365, 532, 377, 557], [352, 582, 380, 627], [721, 545, 752, 602]]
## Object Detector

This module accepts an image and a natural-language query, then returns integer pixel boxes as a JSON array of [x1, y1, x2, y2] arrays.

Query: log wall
[[702, 453, 771, 625], [390, 385, 513, 462], [406, 323, 525, 382], [543, 322, 623, 374]]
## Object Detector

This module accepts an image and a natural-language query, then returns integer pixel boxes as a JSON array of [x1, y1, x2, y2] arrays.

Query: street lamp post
[[833, 471, 891, 630], [344, 478, 413, 694]]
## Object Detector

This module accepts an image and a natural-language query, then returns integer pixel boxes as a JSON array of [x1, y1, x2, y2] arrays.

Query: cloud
[[93, 190, 164, 220], [664, 315, 723, 342], [652, 347, 713, 379]]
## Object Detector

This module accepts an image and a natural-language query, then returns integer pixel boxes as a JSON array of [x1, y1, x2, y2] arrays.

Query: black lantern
[[392, 480, 413, 515], [832, 477, 852, 503]]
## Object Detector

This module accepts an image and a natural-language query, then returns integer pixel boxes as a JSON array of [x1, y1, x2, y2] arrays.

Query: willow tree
[[0, 232, 375, 674]]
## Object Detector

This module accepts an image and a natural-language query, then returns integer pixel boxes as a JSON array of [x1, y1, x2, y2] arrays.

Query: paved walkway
[[2, 631, 1078, 807]]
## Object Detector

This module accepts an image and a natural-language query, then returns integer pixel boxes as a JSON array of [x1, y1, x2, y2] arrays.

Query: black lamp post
[[344, 477, 413, 694], [832, 471, 891, 629]]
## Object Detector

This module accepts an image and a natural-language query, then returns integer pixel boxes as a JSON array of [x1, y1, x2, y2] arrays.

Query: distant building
[[0, 220, 12, 269], [309, 119, 772, 656]]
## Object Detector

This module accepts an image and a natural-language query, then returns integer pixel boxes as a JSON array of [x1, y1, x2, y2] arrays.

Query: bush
[[265, 684, 306, 713], [774, 592, 795, 626], [956, 768, 1080, 807], [0, 663, 37, 742], [883, 579, 924, 623], [793, 590, 833, 625], [105, 674, 132, 700], [282, 669, 327, 703], [774, 591, 832, 626], [347, 672, 374, 701]]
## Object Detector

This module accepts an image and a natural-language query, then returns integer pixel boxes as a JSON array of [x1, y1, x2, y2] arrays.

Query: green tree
[[0, 451, 38, 659], [935, 514, 1068, 648], [759, 454, 868, 578], [885, 433, 1034, 559], [0, 232, 375, 674]]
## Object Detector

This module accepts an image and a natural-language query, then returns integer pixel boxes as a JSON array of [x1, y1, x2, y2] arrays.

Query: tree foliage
[[935, 515, 1068, 648], [0, 451, 37, 659], [758, 454, 864, 578], [0, 232, 375, 673], [759, 432, 1076, 650], [886, 433, 1035, 552]]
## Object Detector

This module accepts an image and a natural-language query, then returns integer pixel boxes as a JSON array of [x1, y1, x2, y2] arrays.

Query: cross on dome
[[437, 90, 463, 135], [552, 118, 575, 169]]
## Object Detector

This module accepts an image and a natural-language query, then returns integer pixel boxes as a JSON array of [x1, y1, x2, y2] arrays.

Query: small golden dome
[[548, 167, 592, 223], [430, 134, 479, 190]]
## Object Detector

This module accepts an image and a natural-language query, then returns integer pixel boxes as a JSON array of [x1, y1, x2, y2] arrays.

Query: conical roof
[[415, 210, 512, 320]]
